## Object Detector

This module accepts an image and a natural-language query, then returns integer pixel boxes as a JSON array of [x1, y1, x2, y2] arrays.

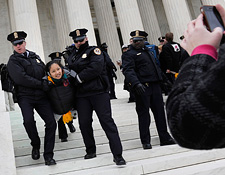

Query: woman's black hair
[[45, 60, 63, 75]]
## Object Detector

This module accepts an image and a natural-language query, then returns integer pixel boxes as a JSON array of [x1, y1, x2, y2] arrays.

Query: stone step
[[16, 145, 189, 174], [148, 157, 225, 175], [16, 146, 225, 175], [15, 136, 162, 167]]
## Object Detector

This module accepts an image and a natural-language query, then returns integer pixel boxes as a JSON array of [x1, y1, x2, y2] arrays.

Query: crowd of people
[[3, 3, 225, 168]]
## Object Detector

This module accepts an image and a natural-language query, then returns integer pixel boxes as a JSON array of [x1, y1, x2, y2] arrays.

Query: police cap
[[69, 28, 88, 41], [48, 52, 63, 61], [7, 31, 27, 45], [100, 42, 108, 49], [158, 36, 165, 42], [130, 30, 148, 41]]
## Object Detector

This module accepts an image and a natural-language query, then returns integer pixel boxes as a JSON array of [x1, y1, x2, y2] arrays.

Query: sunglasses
[[74, 38, 85, 43], [12, 41, 24, 46], [133, 39, 144, 43]]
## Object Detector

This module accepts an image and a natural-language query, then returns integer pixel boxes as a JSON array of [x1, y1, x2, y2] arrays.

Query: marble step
[[17, 146, 225, 175], [14, 129, 159, 157], [15, 135, 162, 167], [148, 158, 225, 175], [16, 144, 189, 175]]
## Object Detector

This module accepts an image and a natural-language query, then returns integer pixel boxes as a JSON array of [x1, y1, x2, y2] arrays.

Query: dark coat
[[166, 46, 225, 149], [67, 42, 109, 97], [159, 41, 182, 73], [122, 45, 162, 88], [7, 50, 46, 99], [47, 70, 75, 115]]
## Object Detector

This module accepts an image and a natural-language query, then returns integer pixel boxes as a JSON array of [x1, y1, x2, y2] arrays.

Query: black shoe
[[142, 143, 152, 149], [84, 153, 96, 159], [160, 138, 176, 146], [32, 148, 40, 160], [45, 158, 56, 166], [67, 123, 76, 133], [113, 155, 126, 165], [61, 138, 68, 142]]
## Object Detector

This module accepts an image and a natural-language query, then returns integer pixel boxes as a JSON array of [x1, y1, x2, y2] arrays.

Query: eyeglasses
[[74, 39, 85, 43], [12, 41, 24, 46]]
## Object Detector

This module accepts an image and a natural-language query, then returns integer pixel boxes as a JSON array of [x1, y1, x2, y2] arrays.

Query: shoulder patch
[[93, 48, 101, 55]]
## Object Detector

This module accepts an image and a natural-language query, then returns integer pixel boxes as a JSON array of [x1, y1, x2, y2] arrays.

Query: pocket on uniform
[[81, 78, 104, 92]]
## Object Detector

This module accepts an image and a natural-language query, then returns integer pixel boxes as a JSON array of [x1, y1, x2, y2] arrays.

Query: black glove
[[42, 79, 50, 91], [73, 75, 82, 86], [134, 83, 146, 95]]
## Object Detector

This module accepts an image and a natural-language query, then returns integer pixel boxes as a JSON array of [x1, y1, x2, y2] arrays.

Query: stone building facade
[[0, 0, 224, 82]]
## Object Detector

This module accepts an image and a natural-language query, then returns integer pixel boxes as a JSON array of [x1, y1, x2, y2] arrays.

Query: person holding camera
[[7, 31, 57, 166], [166, 4, 225, 149]]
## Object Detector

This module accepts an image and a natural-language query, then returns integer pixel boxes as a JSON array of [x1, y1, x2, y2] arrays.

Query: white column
[[202, 0, 225, 8], [9, 0, 46, 62], [162, 0, 192, 42], [52, 0, 73, 51], [93, 0, 123, 83], [65, 0, 96, 45], [0, 0, 12, 64], [137, 0, 161, 44], [0, 84, 16, 175], [114, 0, 144, 44]]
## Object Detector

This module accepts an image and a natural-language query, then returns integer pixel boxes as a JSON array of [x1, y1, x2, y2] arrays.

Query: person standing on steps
[[7, 31, 57, 166], [66, 28, 126, 165]]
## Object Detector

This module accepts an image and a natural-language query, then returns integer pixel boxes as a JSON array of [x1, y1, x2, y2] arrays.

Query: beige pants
[[4, 91, 15, 111]]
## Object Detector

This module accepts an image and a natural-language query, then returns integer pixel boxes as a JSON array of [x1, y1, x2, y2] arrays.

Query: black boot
[[67, 122, 76, 133]]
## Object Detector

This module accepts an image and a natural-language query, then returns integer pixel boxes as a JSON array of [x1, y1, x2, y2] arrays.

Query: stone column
[[0, 84, 16, 175], [8, 0, 46, 62], [114, 0, 144, 44], [52, 0, 73, 52], [93, 0, 123, 83], [65, 0, 96, 45], [137, 0, 161, 44], [162, 0, 192, 42], [202, 0, 225, 7], [0, 0, 12, 64]]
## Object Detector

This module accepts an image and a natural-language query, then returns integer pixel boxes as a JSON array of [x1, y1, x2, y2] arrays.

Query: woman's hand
[[181, 13, 223, 55]]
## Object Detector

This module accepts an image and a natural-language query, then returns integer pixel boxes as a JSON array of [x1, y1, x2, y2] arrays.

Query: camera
[[200, 5, 225, 45]]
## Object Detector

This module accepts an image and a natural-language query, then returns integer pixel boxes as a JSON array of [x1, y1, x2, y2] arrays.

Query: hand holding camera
[[181, 5, 225, 55]]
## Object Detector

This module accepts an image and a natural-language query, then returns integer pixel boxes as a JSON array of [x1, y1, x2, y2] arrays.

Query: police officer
[[67, 28, 126, 165], [100, 42, 117, 99], [7, 31, 57, 166], [122, 30, 175, 149]]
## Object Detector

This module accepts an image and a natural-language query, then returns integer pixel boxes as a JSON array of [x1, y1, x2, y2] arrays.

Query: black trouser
[[58, 117, 68, 139], [108, 74, 116, 98], [135, 83, 171, 144], [18, 96, 56, 160], [76, 92, 122, 156]]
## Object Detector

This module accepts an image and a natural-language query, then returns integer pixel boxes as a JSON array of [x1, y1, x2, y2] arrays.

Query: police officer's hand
[[42, 79, 50, 91], [134, 83, 146, 95]]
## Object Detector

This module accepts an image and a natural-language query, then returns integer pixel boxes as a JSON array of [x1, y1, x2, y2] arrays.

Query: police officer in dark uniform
[[122, 30, 175, 149], [7, 31, 57, 166], [100, 42, 117, 99], [67, 28, 126, 165]]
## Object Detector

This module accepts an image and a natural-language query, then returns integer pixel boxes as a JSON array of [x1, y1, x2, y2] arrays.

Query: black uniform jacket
[[159, 41, 182, 73], [166, 46, 225, 149], [7, 50, 46, 99], [122, 45, 162, 88], [67, 43, 109, 97], [47, 69, 75, 115]]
